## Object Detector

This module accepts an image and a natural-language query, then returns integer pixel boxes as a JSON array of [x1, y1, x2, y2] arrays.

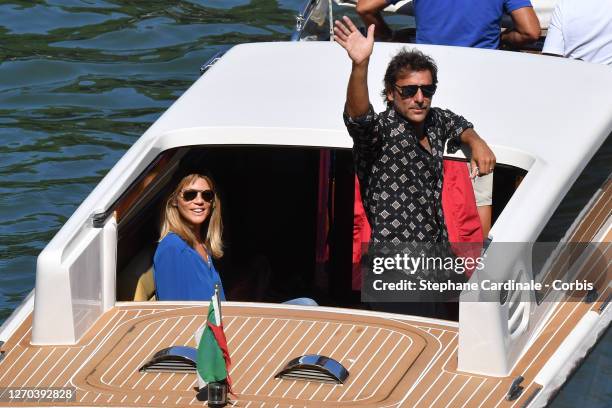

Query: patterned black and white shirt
[[345, 105, 472, 245]]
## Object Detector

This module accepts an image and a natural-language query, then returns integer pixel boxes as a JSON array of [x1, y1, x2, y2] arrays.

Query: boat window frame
[[92, 149, 185, 228]]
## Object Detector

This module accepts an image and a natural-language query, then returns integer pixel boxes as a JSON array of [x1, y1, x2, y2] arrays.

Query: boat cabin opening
[[113, 145, 527, 307]]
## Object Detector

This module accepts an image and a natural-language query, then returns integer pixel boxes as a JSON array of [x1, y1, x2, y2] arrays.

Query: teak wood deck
[[1, 185, 610, 407], [0, 286, 609, 408]]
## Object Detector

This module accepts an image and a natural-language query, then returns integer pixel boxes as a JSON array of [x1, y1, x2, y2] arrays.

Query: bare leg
[[477, 205, 492, 238], [470, 165, 493, 238]]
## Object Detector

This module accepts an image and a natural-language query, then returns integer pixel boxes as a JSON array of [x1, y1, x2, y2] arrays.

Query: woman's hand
[[334, 16, 375, 66]]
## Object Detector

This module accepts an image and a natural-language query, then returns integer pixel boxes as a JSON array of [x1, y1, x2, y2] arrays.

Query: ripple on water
[[0, 3, 126, 35]]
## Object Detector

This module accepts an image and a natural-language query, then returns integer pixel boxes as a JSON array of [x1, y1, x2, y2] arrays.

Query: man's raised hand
[[334, 16, 375, 65]]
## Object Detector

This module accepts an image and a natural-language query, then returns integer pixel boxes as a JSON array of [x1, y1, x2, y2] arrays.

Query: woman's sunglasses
[[180, 189, 214, 203], [394, 84, 437, 99]]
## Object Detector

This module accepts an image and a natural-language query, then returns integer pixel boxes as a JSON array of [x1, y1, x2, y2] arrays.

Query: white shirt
[[542, 0, 612, 65]]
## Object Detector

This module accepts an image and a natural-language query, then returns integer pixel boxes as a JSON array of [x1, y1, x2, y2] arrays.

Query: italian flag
[[196, 289, 233, 392]]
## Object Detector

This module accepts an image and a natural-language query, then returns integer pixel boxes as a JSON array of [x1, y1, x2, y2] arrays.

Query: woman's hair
[[159, 173, 224, 258]]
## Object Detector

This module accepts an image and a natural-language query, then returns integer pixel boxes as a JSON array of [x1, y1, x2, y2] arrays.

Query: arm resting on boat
[[502, 6, 541, 47], [355, 0, 394, 40], [460, 128, 497, 176]]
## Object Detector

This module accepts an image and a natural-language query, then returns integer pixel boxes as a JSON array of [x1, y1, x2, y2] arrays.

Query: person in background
[[154, 173, 225, 301], [356, 0, 541, 48], [542, 0, 612, 66]]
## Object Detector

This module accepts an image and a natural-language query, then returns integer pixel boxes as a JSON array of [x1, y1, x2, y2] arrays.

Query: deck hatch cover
[[275, 354, 349, 384], [139, 346, 197, 373]]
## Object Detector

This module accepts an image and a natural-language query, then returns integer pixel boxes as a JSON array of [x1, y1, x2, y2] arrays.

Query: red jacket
[[352, 160, 483, 286]]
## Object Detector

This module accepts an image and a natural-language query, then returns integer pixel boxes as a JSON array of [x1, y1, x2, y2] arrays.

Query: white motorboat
[[0, 36, 610, 407]]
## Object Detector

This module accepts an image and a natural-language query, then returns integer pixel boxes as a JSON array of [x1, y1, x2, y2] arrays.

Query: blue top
[[153, 232, 226, 301], [412, 0, 533, 49]]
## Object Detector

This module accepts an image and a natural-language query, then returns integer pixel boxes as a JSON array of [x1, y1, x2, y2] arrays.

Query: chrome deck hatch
[[139, 346, 197, 373], [275, 354, 349, 384]]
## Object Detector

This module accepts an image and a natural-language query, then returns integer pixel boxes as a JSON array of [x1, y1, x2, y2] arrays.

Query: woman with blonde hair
[[154, 173, 226, 300]]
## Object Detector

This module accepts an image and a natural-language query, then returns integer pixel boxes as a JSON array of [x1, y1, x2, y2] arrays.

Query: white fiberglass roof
[[145, 41, 611, 169]]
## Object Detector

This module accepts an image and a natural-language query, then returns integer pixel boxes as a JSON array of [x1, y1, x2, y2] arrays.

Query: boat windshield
[[114, 145, 526, 307]]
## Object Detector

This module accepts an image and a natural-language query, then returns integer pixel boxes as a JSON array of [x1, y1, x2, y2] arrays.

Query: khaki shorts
[[468, 163, 493, 207]]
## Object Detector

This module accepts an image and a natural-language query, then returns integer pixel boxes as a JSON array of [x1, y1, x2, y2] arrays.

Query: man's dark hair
[[381, 48, 438, 106]]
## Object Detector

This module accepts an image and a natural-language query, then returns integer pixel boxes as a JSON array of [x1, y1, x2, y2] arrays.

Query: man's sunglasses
[[394, 84, 437, 99], [180, 189, 214, 203]]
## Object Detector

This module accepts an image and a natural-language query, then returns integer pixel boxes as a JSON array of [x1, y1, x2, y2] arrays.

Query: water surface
[[0, 0, 300, 322], [0, 1, 609, 406]]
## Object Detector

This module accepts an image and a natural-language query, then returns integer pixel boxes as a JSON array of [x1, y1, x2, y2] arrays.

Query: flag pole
[[214, 283, 222, 320], [198, 284, 231, 407]]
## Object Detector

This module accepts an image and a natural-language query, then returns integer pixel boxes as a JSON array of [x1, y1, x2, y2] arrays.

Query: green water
[[0, 1, 609, 406], [0, 0, 300, 323]]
